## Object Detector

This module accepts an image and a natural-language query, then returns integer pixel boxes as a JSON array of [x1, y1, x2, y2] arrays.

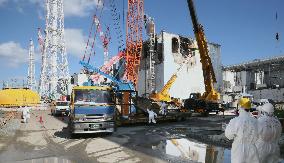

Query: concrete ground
[[0, 109, 282, 163]]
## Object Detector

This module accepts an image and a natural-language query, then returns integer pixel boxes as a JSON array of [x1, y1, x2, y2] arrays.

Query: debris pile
[[0, 111, 21, 137]]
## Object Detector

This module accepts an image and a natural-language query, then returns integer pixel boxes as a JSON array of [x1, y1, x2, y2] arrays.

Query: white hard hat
[[256, 106, 262, 112], [261, 103, 274, 114]]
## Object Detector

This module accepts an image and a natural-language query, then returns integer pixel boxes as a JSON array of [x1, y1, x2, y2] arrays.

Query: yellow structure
[[150, 73, 177, 102], [0, 88, 40, 107]]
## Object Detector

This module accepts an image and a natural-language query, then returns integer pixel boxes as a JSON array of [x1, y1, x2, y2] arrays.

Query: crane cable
[[87, 0, 105, 64], [82, 0, 101, 62]]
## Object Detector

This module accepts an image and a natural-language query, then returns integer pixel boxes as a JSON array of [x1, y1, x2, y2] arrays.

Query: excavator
[[183, 0, 222, 115]]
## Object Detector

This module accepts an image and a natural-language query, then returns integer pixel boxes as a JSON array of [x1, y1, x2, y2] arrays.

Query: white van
[[51, 101, 70, 116]]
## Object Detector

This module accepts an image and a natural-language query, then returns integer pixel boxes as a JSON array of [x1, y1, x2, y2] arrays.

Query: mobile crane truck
[[183, 0, 223, 115]]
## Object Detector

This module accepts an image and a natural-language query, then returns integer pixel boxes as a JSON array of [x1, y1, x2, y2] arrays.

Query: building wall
[[138, 31, 222, 99], [73, 73, 88, 86], [208, 43, 223, 92], [248, 88, 284, 103], [222, 58, 284, 102], [137, 63, 164, 96], [222, 70, 235, 92], [163, 32, 206, 99]]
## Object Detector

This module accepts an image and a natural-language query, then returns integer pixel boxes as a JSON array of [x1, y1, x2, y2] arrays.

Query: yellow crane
[[150, 54, 193, 105], [150, 73, 177, 103], [184, 0, 221, 115]]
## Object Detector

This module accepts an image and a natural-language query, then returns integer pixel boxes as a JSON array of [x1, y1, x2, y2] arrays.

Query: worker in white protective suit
[[147, 108, 157, 124], [22, 106, 30, 123], [159, 101, 167, 116], [225, 98, 260, 163], [256, 103, 282, 163], [256, 105, 263, 118]]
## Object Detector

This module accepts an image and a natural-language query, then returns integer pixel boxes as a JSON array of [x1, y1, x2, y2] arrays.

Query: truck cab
[[68, 86, 116, 135]]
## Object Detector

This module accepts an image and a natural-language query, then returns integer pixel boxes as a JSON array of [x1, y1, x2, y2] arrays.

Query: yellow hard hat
[[238, 98, 251, 110]]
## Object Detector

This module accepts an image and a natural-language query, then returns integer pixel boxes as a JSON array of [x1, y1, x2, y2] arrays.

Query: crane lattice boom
[[124, 0, 144, 87]]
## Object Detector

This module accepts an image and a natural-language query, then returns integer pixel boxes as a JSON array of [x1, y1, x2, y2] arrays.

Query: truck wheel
[[70, 133, 78, 139], [201, 112, 209, 117], [176, 116, 182, 122], [112, 122, 117, 132]]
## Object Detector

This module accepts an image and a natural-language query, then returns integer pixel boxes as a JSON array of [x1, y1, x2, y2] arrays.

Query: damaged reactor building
[[137, 30, 222, 99]]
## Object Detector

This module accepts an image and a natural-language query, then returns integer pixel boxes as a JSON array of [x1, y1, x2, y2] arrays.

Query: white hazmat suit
[[22, 107, 30, 123], [256, 103, 282, 163], [159, 102, 167, 115], [225, 108, 260, 163], [147, 109, 157, 124]]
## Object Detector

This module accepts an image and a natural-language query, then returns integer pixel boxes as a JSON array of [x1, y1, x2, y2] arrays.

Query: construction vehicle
[[183, 0, 222, 115], [79, 61, 191, 125], [51, 100, 70, 116], [150, 73, 177, 103], [68, 85, 116, 135], [124, 0, 144, 87], [74, 0, 190, 127]]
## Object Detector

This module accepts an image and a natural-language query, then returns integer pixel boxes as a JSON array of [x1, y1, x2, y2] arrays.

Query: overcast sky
[[0, 0, 283, 84]]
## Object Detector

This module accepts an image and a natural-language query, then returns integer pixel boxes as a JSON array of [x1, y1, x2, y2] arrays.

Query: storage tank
[[0, 88, 40, 107]]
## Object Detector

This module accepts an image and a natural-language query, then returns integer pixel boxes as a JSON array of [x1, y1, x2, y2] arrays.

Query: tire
[[176, 116, 182, 122], [70, 133, 78, 139], [201, 112, 209, 117], [113, 124, 117, 132]]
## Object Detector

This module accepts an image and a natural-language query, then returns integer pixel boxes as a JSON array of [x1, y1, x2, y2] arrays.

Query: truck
[[68, 85, 116, 135], [78, 62, 191, 126]]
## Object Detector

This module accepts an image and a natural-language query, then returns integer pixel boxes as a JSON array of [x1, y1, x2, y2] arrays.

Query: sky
[[0, 0, 283, 85]]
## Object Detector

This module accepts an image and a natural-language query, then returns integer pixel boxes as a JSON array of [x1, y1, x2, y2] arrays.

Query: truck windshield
[[56, 102, 69, 106], [74, 89, 113, 104]]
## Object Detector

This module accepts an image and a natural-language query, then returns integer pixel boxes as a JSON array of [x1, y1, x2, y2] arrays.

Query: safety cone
[[39, 116, 43, 124]]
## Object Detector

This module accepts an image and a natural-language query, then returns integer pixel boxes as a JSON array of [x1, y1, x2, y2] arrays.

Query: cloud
[[5, 0, 102, 18], [0, 41, 29, 67], [65, 28, 86, 58], [64, 0, 103, 17], [0, 0, 8, 6], [0, 29, 94, 68]]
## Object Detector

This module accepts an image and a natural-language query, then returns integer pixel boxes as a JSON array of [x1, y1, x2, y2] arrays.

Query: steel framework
[[145, 16, 156, 92], [27, 39, 37, 91], [39, 0, 69, 100], [124, 0, 144, 87], [38, 28, 49, 97]]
